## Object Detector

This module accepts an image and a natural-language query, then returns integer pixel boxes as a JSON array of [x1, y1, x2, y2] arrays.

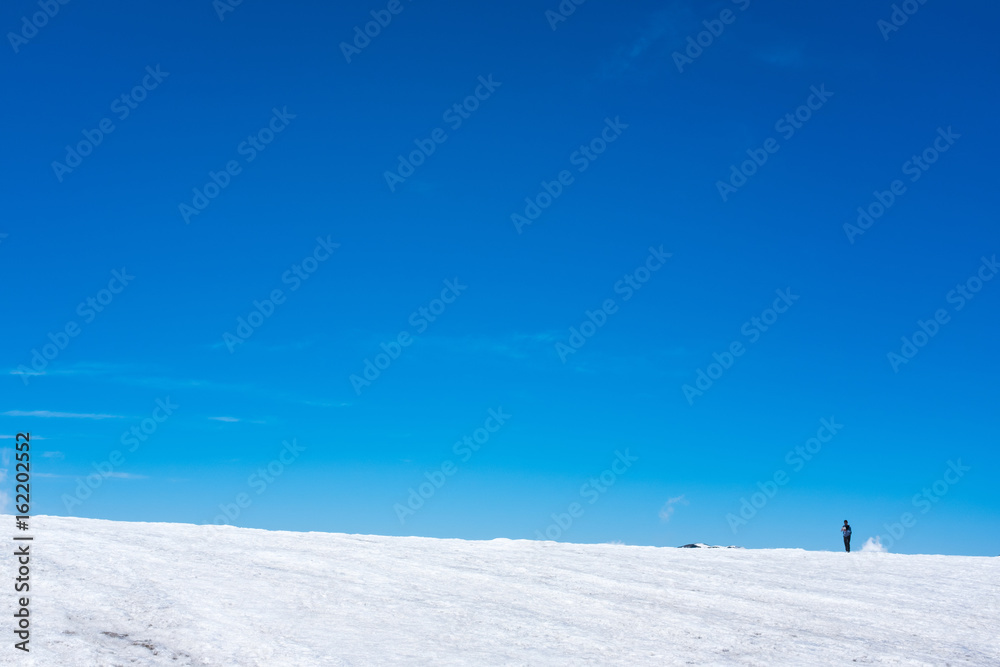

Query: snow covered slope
[[5, 516, 998, 666]]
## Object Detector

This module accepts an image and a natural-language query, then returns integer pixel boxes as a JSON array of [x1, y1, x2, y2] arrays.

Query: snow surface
[[4, 515, 998, 666]]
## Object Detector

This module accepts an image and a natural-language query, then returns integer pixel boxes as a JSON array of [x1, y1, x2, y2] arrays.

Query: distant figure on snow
[[841, 520, 852, 552]]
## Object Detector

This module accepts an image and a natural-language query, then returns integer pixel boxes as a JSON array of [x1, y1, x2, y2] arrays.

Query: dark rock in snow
[[678, 543, 743, 549]]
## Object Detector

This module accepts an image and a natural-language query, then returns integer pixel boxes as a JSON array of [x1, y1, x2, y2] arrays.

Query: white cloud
[[600, 5, 689, 78], [418, 332, 559, 362], [659, 495, 689, 522], [302, 400, 351, 408], [106, 472, 148, 480], [35, 471, 146, 480], [209, 416, 241, 423], [9, 369, 44, 377], [37, 360, 336, 409], [2, 410, 124, 420]]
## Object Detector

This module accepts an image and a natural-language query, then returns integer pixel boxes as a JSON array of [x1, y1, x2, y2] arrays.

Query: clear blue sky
[[2, 0, 998, 556]]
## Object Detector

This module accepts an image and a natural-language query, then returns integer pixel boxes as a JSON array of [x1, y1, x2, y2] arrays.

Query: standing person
[[841, 520, 852, 552]]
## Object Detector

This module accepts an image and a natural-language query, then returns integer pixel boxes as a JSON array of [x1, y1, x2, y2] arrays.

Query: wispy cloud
[[560, 346, 692, 376], [659, 494, 689, 522], [210, 337, 317, 353], [2, 410, 124, 420], [34, 471, 148, 480], [10, 360, 132, 379], [600, 5, 690, 78], [32, 360, 339, 410], [0, 434, 46, 440], [302, 400, 351, 408], [9, 369, 44, 378], [419, 332, 559, 361], [209, 416, 274, 424], [42, 451, 65, 460], [19, 360, 129, 374]]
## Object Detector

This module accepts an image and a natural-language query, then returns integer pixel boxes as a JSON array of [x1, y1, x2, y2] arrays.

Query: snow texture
[[4, 515, 998, 666]]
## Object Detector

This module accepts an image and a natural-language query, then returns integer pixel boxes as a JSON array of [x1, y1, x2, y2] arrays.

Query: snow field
[[4, 515, 997, 666]]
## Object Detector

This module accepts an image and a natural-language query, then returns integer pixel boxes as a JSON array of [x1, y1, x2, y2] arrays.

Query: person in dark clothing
[[841, 520, 852, 552]]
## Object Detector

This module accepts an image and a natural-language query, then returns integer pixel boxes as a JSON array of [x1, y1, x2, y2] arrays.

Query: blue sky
[[2, 0, 998, 556]]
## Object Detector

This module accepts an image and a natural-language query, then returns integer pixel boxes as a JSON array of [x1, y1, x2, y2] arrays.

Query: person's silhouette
[[841, 520, 852, 552]]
